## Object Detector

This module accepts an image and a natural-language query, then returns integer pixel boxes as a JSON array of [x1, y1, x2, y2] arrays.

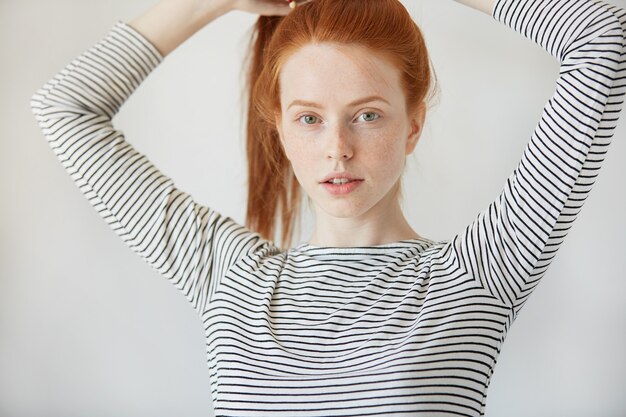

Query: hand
[[230, 0, 312, 16], [129, 0, 314, 58]]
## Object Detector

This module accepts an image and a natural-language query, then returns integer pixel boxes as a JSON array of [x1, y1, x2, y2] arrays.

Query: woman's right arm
[[130, 0, 295, 56], [29, 0, 280, 314]]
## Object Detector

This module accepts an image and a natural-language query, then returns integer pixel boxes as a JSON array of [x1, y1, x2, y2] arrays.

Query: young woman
[[31, 0, 625, 415]]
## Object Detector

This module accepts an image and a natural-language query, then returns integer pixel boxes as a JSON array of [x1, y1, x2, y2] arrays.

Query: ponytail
[[243, 16, 302, 250]]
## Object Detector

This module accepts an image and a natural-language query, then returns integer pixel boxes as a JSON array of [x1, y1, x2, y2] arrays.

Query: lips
[[320, 172, 363, 183], [322, 179, 363, 195]]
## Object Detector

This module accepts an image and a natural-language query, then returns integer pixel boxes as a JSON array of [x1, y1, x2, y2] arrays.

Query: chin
[[319, 199, 372, 219]]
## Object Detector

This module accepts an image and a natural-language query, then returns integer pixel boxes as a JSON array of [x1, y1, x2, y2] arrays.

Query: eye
[[297, 114, 320, 125], [295, 111, 381, 126], [357, 111, 381, 122]]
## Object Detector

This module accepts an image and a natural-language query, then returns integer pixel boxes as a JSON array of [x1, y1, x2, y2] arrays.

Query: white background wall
[[1, 0, 625, 416]]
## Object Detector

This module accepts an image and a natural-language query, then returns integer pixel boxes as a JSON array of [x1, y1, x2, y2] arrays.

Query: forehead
[[278, 42, 401, 106]]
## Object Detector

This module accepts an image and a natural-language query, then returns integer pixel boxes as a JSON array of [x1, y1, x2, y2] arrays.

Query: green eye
[[360, 112, 380, 122], [302, 115, 318, 124]]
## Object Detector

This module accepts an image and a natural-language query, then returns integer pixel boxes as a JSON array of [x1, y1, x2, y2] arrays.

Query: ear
[[405, 102, 426, 155]]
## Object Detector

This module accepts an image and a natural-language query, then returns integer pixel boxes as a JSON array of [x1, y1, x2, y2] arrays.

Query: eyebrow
[[287, 95, 390, 111]]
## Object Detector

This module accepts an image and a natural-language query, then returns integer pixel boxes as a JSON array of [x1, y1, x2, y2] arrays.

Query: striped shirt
[[30, 0, 626, 415]]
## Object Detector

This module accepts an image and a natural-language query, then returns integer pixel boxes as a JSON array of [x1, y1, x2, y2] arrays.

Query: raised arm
[[453, 0, 497, 16], [446, 0, 626, 313], [128, 0, 294, 56], [29, 0, 282, 314]]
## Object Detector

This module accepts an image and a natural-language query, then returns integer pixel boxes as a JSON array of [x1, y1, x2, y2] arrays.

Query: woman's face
[[275, 42, 425, 220]]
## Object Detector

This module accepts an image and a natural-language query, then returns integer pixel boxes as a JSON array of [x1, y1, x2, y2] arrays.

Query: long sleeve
[[30, 22, 273, 315], [448, 0, 626, 314]]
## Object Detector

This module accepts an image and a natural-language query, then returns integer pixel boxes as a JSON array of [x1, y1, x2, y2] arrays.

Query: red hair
[[243, 0, 438, 250]]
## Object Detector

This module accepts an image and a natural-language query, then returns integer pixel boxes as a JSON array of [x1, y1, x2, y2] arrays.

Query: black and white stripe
[[30, 0, 625, 415]]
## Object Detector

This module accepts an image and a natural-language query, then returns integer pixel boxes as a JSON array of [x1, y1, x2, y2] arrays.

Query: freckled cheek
[[282, 139, 317, 184], [283, 137, 313, 163], [368, 137, 407, 178], [376, 138, 398, 157]]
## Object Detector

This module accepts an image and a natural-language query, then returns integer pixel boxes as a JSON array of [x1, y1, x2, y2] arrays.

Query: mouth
[[319, 173, 364, 184], [321, 179, 363, 195], [322, 179, 363, 185]]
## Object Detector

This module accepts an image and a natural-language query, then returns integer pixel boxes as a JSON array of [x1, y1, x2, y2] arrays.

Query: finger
[[264, 0, 314, 16]]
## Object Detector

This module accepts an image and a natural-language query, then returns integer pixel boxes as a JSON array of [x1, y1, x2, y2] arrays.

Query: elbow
[[561, 11, 624, 75]]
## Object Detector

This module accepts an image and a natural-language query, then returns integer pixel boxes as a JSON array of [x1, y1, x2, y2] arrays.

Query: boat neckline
[[294, 237, 434, 252]]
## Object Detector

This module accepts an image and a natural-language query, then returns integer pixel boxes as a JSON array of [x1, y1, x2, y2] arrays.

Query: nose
[[326, 124, 354, 161]]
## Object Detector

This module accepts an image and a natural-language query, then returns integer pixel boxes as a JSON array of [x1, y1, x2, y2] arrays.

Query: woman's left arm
[[453, 0, 497, 15], [446, 0, 626, 314]]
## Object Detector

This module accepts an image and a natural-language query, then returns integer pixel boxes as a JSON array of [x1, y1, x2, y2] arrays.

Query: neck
[[307, 199, 420, 247]]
